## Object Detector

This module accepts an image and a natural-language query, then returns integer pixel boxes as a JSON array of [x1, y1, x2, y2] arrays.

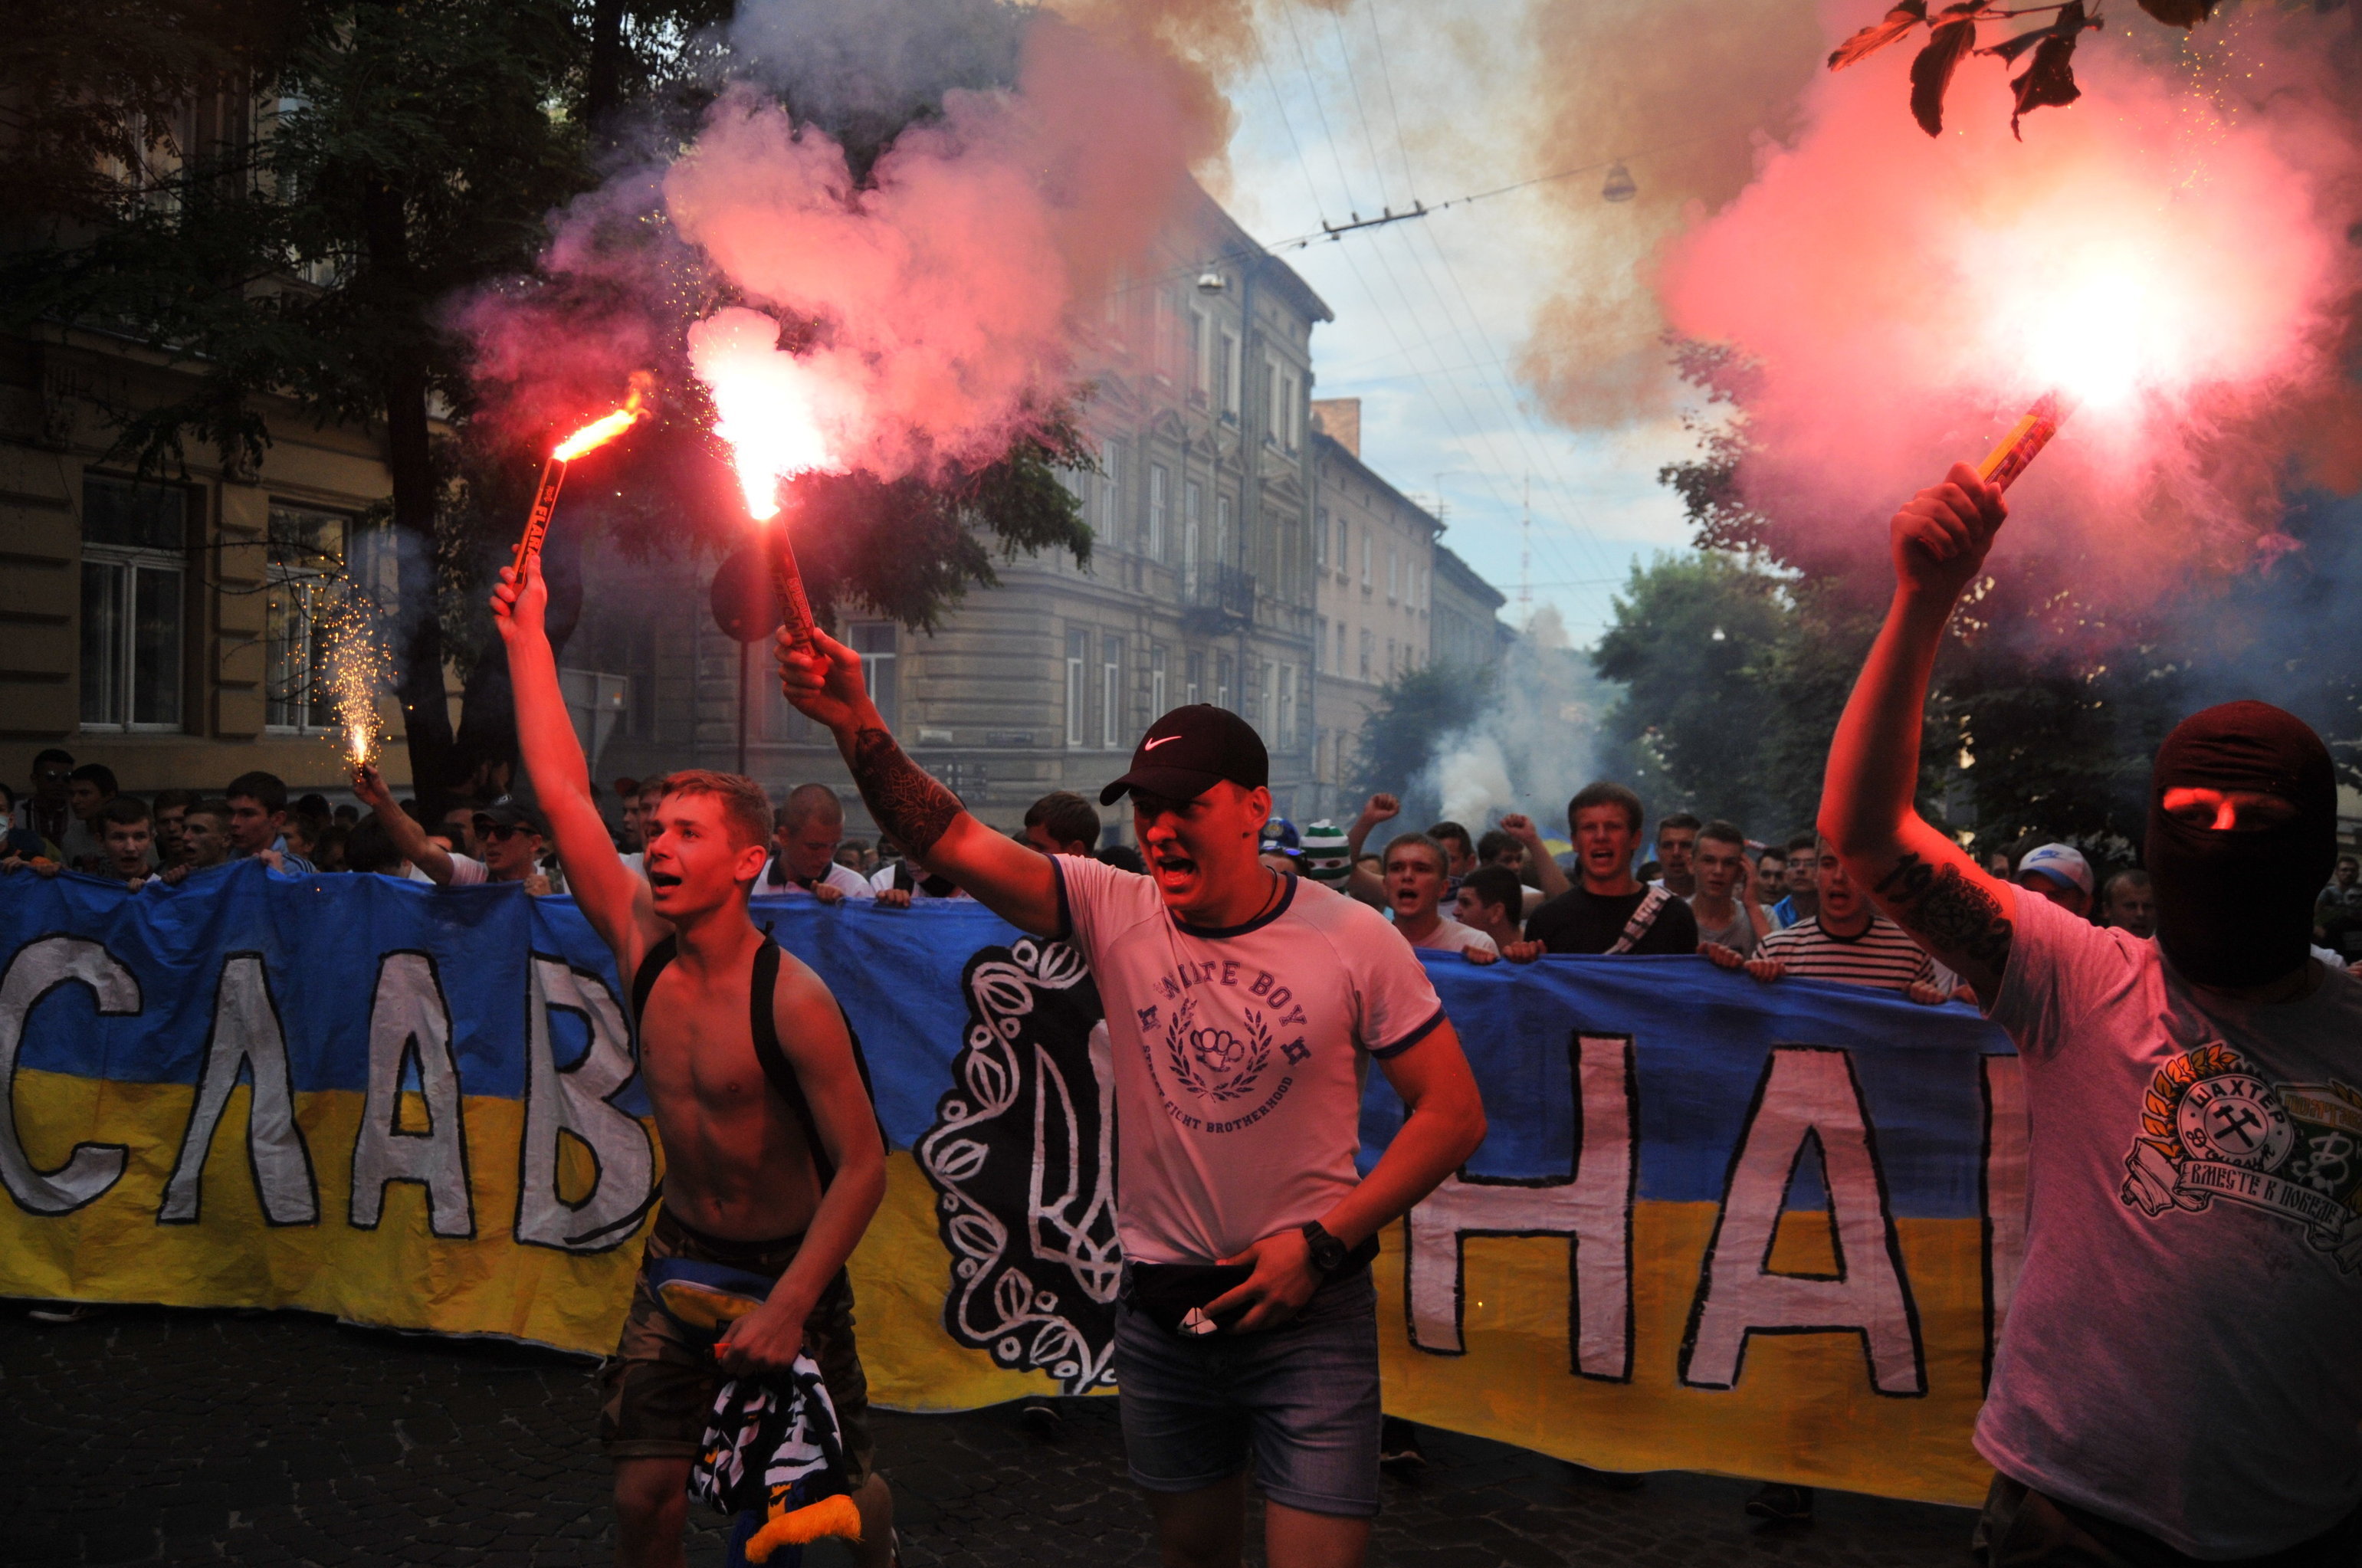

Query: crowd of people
[[12, 461, 2360, 1568]]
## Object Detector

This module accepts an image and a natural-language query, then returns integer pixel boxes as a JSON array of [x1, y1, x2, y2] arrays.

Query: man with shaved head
[[761, 782, 874, 902]]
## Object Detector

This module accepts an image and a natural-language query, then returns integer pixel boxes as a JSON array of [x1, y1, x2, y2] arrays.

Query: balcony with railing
[[1182, 562, 1255, 631]]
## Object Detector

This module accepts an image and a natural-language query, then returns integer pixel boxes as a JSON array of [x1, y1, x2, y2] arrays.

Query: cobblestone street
[[4, 1303, 1978, 1567]]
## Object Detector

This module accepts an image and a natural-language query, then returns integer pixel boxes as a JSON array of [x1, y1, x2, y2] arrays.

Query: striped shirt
[[1756, 913, 1948, 997]]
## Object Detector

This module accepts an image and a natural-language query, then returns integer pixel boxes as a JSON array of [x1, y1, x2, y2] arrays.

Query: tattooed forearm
[[1875, 852, 2013, 973], [849, 726, 963, 858]]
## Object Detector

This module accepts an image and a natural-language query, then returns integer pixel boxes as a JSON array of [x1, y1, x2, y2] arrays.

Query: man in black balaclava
[[2147, 700, 2338, 992], [1819, 462, 2362, 1567]]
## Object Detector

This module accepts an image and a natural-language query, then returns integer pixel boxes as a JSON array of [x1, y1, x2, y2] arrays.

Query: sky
[[1209, 0, 1823, 648], [1216, 2, 1698, 646]]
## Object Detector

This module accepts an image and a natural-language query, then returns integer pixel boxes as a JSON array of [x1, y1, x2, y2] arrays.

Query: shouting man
[[1822, 463, 2362, 1563], [779, 628, 1486, 1568], [1524, 783, 1698, 956], [492, 560, 893, 1568]]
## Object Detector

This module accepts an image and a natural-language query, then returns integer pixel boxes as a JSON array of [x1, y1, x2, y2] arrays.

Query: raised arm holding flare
[[1822, 464, 2362, 1563], [780, 622, 1487, 1568], [1820, 462, 2018, 995], [494, 558, 893, 1568]]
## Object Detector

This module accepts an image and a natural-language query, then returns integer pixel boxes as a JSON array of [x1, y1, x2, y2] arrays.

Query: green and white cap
[[1300, 820, 1351, 885]]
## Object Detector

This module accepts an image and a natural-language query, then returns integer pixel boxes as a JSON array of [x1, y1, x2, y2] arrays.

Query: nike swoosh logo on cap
[[1143, 735, 1179, 750]]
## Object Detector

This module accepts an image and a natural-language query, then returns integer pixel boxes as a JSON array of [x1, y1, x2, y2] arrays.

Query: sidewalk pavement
[[2, 1303, 1977, 1567]]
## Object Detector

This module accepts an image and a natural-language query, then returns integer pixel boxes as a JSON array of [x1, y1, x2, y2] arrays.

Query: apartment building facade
[[585, 185, 1334, 837], [1304, 399, 1444, 826]]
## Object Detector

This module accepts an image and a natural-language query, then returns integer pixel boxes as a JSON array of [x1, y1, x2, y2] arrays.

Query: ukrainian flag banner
[[0, 862, 2019, 1505]]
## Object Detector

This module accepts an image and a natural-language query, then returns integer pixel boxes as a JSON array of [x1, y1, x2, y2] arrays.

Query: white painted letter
[[350, 952, 474, 1238], [1681, 1046, 1925, 1396], [0, 937, 136, 1214], [159, 953, 318, 1225], [516, 956, 654, 1251], [1981, 1052, 2028, 1383], [1406, 1033, 1637, 1380]]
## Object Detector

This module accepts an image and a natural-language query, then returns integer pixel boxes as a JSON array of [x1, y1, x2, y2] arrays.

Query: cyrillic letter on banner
[[350, 951, 474, 1238], [0, 936, 136, 1215], [1981, 1052, 2028, 1383], [516, 956, 654, 1251], [159, 953, 318, 1225], [1406, 1032, 1637, 1381], [1681, 1045, 1924, 1395]]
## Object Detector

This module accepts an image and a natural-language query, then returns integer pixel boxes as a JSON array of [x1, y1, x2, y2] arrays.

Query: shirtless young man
[[490, 559, 893, 1568], [779, 631, 1487, 1568], [1822, 464, 2362, 1563]]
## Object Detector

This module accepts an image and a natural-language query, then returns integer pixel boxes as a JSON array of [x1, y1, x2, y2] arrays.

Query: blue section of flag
[[2, 865, 2013, 1219]]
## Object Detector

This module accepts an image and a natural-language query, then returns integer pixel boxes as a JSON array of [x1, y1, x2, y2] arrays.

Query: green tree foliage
[[1351, 661, 1495, 818], [4, 0, 1091, 796]]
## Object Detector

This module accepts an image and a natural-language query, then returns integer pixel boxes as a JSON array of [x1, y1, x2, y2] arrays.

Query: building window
[[1335, 619, 1346, 671], [1314, 507, 1327, 568], [1314, 616, 1326, 674], [1361, 533, 1372, 592], [1148, 463, 1168, 561], [1264, 353, 1281, 444], [1101, 635, 1123, 749], [1359, 628, 1373, 681], [1315, 727, 1327, 782], [1336, 514, 1348, 576], [1220, 330, 1241, 415], [1283, 372, 1301, 451], [264, 504, 356, 732], [1185, 650, 1203, 706], [1183, 480, 1202, 595], [850, 621, 897, 730], [1388, 546, 1399, 604], [1066, 628, 1089, 746], [1215, 654, 1233, 712], [1150, 645, 1167, 717], [1101, 441, 1124, 546], [1215, 495, 1232, 569], [80, 475, 189, 731], [1277, 664, 1294, 746]]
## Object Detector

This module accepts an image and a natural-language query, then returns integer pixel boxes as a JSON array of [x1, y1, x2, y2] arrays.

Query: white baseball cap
[[2017, 843, 2094, 897]]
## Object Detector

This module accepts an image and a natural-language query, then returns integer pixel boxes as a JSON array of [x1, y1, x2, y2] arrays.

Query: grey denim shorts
[[1111, 1266, 1382, 1519]]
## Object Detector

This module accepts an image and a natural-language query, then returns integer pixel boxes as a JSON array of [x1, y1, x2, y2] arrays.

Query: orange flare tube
[[768, 511, 819, 656], [1976, 391, 2078, 493], [515, 389, 649, 571]]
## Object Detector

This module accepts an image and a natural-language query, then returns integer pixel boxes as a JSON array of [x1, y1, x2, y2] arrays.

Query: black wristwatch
[[1301, 1220, 1350, 1276]]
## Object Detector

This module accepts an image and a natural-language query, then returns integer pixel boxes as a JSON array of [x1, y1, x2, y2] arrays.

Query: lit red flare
[[514, 379, 653, 572], [1977, 391, 2078, 493]]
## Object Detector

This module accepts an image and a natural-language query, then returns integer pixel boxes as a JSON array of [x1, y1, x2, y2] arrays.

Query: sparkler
[[320, 589, 392, 770], [1977, 390, 2079, 493], [513, 379, 651, 572]]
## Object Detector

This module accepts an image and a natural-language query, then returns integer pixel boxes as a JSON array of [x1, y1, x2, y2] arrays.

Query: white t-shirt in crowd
[[759, 857, 873, 898], [1053, 856, 1445, 1265], [868, 863, 972, 900], [1981, 891, 2362, 1557], [1406, 917, 1498, 958], [407, 853, 489, 887]]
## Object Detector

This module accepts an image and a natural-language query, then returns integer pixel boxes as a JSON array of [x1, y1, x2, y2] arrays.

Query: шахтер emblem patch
[[2122, 1040, 2362, 1271]]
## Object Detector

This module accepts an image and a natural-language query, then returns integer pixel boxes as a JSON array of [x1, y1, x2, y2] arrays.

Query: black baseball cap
[[473, 800, 549, 837], [1100, 705, 1269, 807]]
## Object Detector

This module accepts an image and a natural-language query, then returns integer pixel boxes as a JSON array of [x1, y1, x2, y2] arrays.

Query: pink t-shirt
[[1983, 891, 2362, 1556], [1052, 856, 1445, 1265]]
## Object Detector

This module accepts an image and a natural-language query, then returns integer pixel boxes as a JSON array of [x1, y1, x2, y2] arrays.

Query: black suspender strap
[[749, 939, 838, 1190], [628, 932, 878, 1196]]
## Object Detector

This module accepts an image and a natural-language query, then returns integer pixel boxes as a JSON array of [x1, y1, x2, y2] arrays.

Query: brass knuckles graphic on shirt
[[917, 937, 1121, 1394], [1162, 995, 1277, 1105], [2121, 1038, 2362, 1272]]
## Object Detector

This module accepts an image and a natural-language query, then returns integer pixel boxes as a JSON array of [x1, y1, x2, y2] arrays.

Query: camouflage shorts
[[597, 1206, 873, 1484]]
